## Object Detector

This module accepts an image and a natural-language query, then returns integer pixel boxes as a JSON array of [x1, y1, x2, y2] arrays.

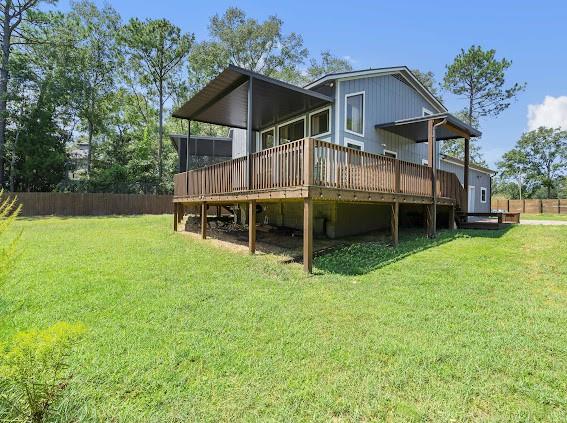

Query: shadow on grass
[[16, 214, 167, 222], [314, 226, 514, 276]]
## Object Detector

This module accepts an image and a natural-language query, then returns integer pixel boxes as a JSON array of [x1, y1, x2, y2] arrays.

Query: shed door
[[468, 186, 476, 213]]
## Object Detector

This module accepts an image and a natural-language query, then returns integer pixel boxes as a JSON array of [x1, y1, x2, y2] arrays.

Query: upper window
[[345, 92, 364, 135], [261, 128, 275, 150], [480, 187, 487, 203], [310, 108, 330, 136], [278, 118, 305, 144]]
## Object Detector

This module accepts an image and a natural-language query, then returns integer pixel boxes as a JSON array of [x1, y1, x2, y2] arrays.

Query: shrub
[[0, 190, 21, 287], [0, 322, 86, 423]]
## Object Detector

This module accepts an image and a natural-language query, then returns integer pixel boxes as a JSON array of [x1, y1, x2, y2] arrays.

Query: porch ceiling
[[375, 113, 481, 142], [172, 65, 332, 130]]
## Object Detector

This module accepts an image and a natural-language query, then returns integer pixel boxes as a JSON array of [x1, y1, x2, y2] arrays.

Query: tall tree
[[69, 0, 120, 175], [411, 68, 442, 99], [121, 18, 193, 183], [306, 51, 352, 82], [442, 45, 526, 162], [189, 7, 307, 91], [0, 0, 55, 185], [498, 127, 567, 198]]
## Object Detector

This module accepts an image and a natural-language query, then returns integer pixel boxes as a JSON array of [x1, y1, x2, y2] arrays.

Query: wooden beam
[[200, 202, 207, 239], [391, 201, 399, 247], [428, 119, 437, 237], [443, 122, 470, 140], [463, 137, 470, 219], [249, 200, 256, 254], [303, 197, 313, 273]]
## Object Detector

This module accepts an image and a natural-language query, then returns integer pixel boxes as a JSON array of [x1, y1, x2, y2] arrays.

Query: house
[[171, 65, 484, 272]]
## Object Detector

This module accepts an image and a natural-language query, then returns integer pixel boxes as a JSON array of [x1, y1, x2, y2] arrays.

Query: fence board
[[8, 192, 173, 217]]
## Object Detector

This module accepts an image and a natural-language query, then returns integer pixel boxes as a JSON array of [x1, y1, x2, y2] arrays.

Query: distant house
[[68, 142, 90, 180], [171, 65, 484, 272]]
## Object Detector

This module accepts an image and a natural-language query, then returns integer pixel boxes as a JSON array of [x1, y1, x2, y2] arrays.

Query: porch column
[[249, 200, 256, 254], [303, 198, 313, 273], [463, 137, 470, 220], [246, 76, 254, 190], [391, 201, 399, 247], [200, 202, 207, 239], [186, 120, 191, 172], [427, 119, 437, 237]]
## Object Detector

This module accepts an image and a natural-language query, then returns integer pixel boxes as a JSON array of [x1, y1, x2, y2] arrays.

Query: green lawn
[[521, 213, 567, 221], [1, 216, 566, 421]]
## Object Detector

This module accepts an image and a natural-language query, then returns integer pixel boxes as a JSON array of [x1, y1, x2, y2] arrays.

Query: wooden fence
[[492, 198, 567, 214], [8, 192, 173, 216]]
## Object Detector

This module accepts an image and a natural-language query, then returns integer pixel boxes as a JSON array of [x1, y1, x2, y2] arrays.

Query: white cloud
[[527, 96, 567, 131]]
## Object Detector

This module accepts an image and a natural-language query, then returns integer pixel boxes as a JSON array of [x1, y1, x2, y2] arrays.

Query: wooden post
[[216, 206, 221, 218], [303, 197, 313, 273], [246, 76, 254, 189], [463, 137, 470, 219], [173, 203, 178, 231], [200, 202, 207, 239], [249, 200, 256, 254], [428, 119, 437, 237], [391, 202, 399, 246], [304, 137, 314, 185], [449, 205, 455, 230], [394, 160, 401, 193]]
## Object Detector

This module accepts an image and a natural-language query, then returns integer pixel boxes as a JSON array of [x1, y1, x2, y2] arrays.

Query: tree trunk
[[87, 118, 93, 175], [9, 125, 18, 192], [0, 3, 12, 187], [158, 81, 163, 186]]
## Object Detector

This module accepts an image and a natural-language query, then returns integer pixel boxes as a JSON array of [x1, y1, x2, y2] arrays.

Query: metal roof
[[172, 65, 332, 130], [169, 134, 232, 157], [375, 113, 482, 142], [304, 66, 447, 113]]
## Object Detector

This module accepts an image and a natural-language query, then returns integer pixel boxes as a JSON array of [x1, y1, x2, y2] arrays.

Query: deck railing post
[[304, 138, 314, 186], [394, 160, 401, 193]]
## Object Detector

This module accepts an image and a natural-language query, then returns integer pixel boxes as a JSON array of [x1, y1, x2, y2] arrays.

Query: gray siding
[[439, 159, 492, 213]]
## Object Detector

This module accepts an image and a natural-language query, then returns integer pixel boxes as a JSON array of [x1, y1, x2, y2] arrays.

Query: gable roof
[[441, 154, 496, 175], [304, 66, 447, 113]]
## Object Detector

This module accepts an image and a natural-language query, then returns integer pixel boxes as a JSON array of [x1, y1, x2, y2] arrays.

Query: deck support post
[[249, 200, 256, 254], [427, 119, 437, 238], [173, 203, 178, 231], [463, 137, 470, 221], [303, 197, 313, 273], [391, 201, 399, 247], [200, 202, 207, 239], [449, 205, 456, 230]]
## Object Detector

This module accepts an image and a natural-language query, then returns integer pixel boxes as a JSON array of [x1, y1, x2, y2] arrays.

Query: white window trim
[[308, 105, 332, 138], [344, 91, 365, 137], [345, 138, 364, 151], [422, 107, 433, 116], [276, 116, 306, 145], [480, 187, 487, 203], [259, 126, 276, 150], [421, 158, 429, 165], [383, 149, 398, 159]]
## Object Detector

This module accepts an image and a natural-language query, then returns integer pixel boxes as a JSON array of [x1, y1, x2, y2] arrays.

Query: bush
[[0, 322, 86, 423], [0, 191, 21, 287]]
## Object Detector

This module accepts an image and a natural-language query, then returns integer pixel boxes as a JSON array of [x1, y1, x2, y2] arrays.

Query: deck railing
[[174, 137, 465, 205]]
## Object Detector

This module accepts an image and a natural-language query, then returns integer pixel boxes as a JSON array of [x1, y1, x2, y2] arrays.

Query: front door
[[468, 186, 476, 212]]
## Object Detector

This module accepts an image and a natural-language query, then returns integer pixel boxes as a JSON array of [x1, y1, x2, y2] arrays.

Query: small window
[[261, 128, 275, 150], [278, 118, 305, 144], [422, 159, 429, 165], [345, 92, 364, 135], [346, 142, 362, 151], [480, 187, 487, 203], [422, 107, 433, 116], [383, 149, 397, 159], [310, 108, 330, 136]]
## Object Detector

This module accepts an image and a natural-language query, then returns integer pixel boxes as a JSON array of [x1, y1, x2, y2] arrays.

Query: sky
[[56, 0, 567, 168]]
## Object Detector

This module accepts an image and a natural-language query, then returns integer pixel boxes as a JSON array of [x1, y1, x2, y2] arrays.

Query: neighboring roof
[[169, 134, 232, 157], [375, 113, 482, 142], [304, 66, 447, 113], [441, 154, 496, 175], [172, 65, 332, 130]]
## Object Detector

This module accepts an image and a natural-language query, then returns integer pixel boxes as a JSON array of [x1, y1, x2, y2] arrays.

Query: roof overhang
[[172, 65, 332, 130], [304, 66, 447, 113], [375, 113, 481, 142]]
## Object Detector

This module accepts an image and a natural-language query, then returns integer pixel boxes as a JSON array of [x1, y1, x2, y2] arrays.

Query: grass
[[521, 213, 567, 221], [1, 215, 566, 421]]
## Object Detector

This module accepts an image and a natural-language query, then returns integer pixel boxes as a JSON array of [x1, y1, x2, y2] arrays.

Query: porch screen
[[278, 119, 305, 144]]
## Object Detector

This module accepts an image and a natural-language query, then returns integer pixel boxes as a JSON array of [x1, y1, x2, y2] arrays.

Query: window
[[260, 128, 275, 150], [278, 118, 305, 144], [421, 159, 429, 165], [345, 138, 364, 151], [422, 107, 433, 116], [383, 149, 397, 159], [310, 108, 330, 136], [345, 92, 364, 135], [480, 187, 487, 203]]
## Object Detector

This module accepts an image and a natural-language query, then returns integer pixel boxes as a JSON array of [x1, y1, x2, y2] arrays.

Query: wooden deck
[[173, 138, 464, 207]]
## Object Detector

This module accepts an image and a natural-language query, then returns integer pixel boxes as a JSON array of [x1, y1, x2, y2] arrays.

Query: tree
[[498, 127, 567, 199], [497, 147, 531, 200], [305, 51, 352, 83], [121, 18, 193, 184], [68, 0, 120, 175], [0, 0, 55, 186], [411, 68, 442, 99], [189, 7, 307, 91]]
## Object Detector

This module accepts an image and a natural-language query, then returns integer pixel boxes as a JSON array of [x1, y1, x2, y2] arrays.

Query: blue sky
[[57, 0, 567, 167]]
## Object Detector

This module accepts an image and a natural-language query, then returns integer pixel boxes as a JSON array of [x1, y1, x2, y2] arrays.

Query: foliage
[[3, 216, 567, 420], [497, 127, 567, 198], [0, 322, 85, 423], [0, 191, 21, 286], [411, 68, 442, 99]]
